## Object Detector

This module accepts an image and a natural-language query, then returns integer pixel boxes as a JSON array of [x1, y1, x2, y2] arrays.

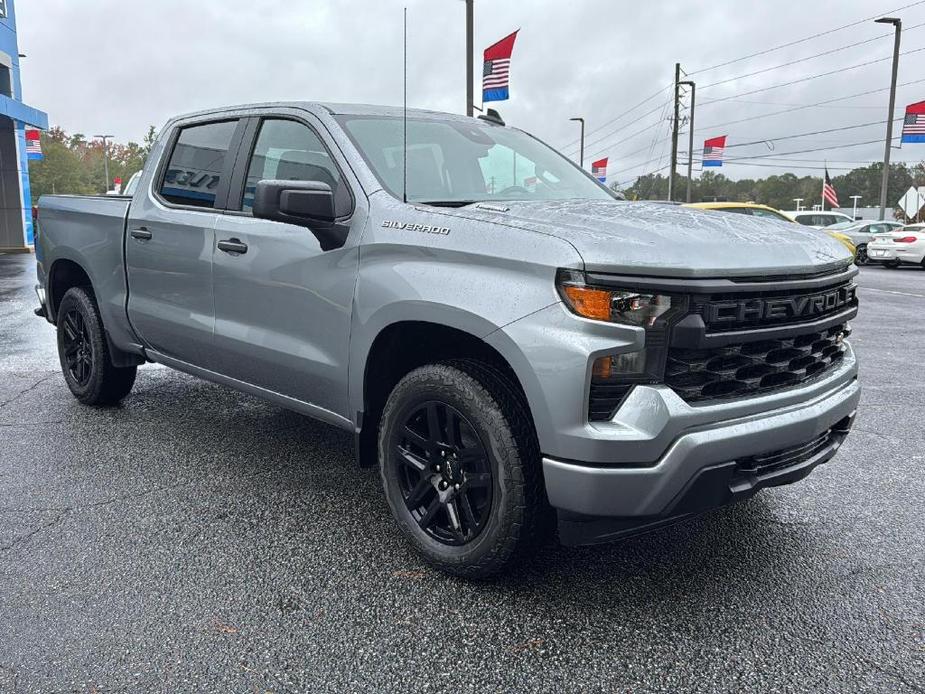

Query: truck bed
[[36, 194, 134, 349]]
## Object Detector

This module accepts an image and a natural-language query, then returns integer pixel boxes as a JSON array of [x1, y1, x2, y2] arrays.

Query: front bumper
[[544, 367, 859, 545]]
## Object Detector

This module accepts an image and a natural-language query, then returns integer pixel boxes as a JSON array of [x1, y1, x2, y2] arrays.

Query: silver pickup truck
[[35, 102, 860, 577]]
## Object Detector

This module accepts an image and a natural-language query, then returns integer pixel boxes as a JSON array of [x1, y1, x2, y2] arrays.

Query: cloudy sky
[[16, 0, 925, 187]]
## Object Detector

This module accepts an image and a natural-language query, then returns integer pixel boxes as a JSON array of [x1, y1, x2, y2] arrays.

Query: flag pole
[[821, 164, 826, 211]]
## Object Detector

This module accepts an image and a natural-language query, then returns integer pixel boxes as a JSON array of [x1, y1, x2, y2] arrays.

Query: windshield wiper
[[417, 200, 480, 208]]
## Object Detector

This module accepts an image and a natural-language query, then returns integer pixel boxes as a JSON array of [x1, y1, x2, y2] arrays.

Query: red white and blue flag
[[822, 167, 839, 209], [901, 101, 925, 143], [25, 129, 43, 160], [703, 135, 726, 167], [483, 30, 518, 103], [591, 157, 608, 183]]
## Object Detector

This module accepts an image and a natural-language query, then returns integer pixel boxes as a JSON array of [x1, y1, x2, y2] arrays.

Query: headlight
[[556, 269, 689, 419], [556, 269, 685, 327]]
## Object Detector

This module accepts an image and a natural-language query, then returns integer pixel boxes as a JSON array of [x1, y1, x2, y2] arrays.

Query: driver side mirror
[[253, 180, 346, 251]]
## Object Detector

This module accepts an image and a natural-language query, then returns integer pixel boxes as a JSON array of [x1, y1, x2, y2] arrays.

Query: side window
[[242, 119, 347, 215], [795, 216, 815, 226], [159, 120, 238, 208], [720, 207, 753, 215]]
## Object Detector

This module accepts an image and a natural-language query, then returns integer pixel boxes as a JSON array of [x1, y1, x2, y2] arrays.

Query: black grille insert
[[693, 280, 857, 332], [734, 419, 849, 478], [666, 324, 847, 403]]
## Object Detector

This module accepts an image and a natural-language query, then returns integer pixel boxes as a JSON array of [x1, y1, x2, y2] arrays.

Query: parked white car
[[826, 220, 904, 265], [867, 223, 925, 268], [782, 211, 855, 228]]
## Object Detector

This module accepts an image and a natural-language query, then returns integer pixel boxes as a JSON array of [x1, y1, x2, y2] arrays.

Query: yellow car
[[684, 201, 857, 256]]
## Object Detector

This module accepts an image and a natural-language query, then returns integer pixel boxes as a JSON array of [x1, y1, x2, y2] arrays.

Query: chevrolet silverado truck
[[34, 103, 860, 577]]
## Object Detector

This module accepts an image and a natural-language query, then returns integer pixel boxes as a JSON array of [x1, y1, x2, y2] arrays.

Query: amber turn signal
[[562, 285, 612, 321]]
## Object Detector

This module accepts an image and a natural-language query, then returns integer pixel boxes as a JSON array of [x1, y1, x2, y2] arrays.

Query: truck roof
[[168, 101, 473, 124]]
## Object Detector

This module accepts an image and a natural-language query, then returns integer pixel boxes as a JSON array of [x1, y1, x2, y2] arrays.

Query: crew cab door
[[125, 118, 246, 365], [209, 114, 361, 420]]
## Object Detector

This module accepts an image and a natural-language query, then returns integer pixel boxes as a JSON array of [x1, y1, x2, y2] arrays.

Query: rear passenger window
[[241, 119, 347, 215], [159, 120, 238, 209]]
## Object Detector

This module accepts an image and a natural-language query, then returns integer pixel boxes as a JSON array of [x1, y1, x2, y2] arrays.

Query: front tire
[[378, 361, 549, 578], [56, 287, 137, 406]]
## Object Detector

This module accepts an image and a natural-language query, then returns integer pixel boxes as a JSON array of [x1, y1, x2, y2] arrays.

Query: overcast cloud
[[17, 0, 925, 186]]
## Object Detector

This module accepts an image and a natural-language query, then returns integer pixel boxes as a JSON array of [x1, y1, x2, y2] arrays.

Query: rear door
[[126, 118, 246, 366], [209, 113, 362, 419]]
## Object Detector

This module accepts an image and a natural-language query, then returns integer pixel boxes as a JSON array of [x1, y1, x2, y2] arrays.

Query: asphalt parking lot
[[1, 253, 923, 693]]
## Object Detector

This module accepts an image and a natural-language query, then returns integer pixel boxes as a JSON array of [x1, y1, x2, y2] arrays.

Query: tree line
[[618, 162, 925, 217], [28, 126, 157, 199]]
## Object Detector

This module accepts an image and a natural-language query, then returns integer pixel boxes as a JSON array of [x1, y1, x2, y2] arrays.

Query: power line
[[721, 117, 902, 149], [723, 138, 885, 162], [561, 83, 672, 151], [563, 91, 673, 156], [687, 0, 925, 75], [698, 21, 925, 91], [699, 46, 925, 107], [696, 76, 925, 132]]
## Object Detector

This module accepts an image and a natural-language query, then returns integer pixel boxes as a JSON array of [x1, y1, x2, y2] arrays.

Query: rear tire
[[56, 287, 137, 406], [378, 360, 550, 578]]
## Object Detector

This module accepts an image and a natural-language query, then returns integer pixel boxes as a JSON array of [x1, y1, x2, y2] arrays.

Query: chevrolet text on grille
[[707, 284, 857, 324]]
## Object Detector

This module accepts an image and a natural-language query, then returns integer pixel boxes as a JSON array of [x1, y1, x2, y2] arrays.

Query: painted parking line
[[859, 286, 925, 299]]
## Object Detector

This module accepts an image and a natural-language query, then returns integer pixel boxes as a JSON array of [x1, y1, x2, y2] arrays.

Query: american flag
[[823, 167, 839, 209], [483, 30, 518, 103], [591, 157, 608, 183], [25, 129, 43, 160], [703, 135, 726, 167], [902, 101, 925, 143]]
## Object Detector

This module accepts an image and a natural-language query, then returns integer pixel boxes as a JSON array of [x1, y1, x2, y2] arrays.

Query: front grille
[[692, 279, 857, 332], [665, 324, 847, 403], [734, 420, 848, 477]]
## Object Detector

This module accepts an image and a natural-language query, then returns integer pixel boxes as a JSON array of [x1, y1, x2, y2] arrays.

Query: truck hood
[[439, 200, 852, 278]]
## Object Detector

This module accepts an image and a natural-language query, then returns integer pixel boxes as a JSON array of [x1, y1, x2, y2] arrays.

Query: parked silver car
[[826, 220, 904, 265]]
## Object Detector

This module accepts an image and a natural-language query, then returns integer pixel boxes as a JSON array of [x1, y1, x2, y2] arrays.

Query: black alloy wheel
[[395, 400, 493, 546], [56, 286, 137, 406], [855, 245, 869, 266], [60, 307, 93, 386]]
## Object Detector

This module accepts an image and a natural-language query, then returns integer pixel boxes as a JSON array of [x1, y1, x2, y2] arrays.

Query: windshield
[[336, 115, 615, 206]]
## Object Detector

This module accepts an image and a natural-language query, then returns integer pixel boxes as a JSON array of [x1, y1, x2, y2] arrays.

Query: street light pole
[[465, 0, 474, 117], [679, 79, 695, 203], [876, 16, 901, 221], [569, 117, 585, 167], [94, 134, 114, 193]]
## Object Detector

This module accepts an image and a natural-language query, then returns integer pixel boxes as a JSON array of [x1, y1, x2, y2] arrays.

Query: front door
[[126, 118, 243, 366], [210, 116, 360, 419]]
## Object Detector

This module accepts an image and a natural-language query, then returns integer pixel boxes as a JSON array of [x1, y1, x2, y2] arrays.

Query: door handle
[[217, 238, 248, 254], [130, 227, 153, 240]]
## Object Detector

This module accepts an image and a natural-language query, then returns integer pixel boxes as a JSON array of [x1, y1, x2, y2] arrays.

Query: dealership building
[[0, 0, 47, 250]]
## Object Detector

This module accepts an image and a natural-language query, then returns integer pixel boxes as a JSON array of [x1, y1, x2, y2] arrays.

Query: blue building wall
[[0, 0, 47, 249]]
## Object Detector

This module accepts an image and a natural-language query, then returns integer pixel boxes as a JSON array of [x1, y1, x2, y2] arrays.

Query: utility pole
[[668, 63, 680, 202], [569, 117, 585, 167], [850, 195, 862, 219], [679, 79, 695, 203], [466, 0, 474, 117], [876, 16, 901, 220], [94, 134, 114, 192]]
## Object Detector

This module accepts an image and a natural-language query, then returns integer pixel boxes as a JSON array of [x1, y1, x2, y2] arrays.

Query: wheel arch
[[351, 312, 540, 468]]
